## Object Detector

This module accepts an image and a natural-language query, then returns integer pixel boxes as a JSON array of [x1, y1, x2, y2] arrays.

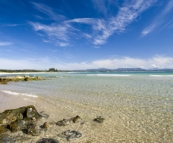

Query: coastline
[[0, 72, 47, 75], [0, 73, 173, 142], [0, 90, 107, 143]]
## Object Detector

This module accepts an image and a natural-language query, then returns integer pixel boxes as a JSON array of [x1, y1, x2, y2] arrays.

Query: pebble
[[62, 130, 82, 141], [93, 116, 105, 123], [43, 122, 49, 129]]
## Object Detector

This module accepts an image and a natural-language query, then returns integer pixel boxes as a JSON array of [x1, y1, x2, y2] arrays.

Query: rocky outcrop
[[0, 76, 44, 84], [0, 105, 41, 134], [0, 105, 105, 142]]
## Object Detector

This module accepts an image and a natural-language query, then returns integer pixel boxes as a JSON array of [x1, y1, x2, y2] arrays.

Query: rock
[[62, 130, 82, 141], [1, 118, 11, 125], [93, 116, 105, 123], [0, 125, 10, 134], [24, 77, 30, 81], [26, 106, 39, 119], [56, 115, 82, 126], [0, 75, 43, 84], [71, 115, 82, 123], [43, 122, 49, 129], [56, 119, 71, 126], [9, 119, 27, 132], [0, 105, 41, 135], [36, 138, 60, 143], [27, 123, 39, 136], [39, 111, 49, 119]]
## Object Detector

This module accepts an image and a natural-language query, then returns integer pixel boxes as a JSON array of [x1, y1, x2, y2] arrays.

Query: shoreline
[[0, 72, 47, 75], [0, 74, 173, 142], [0, 90, 105, 143]]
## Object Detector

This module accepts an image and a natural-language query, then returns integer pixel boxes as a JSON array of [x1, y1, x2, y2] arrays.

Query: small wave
[[149, 75, 173, 77], [97, 74, 130, 77], [87, 74, 97, 76], [1, 90, 38, 98]]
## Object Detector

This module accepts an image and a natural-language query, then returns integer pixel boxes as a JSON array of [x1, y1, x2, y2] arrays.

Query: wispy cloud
[[91, 0, 118, 16], [30, 0, 156, 46], [31, 2, 65, 21], [1, 23, 21, 27], [141, 0, 173, 36], [67, 0, 156, 45], [29, 22, 75, 47], [1, 55, 173, 70], [0, 42, 13, 46]]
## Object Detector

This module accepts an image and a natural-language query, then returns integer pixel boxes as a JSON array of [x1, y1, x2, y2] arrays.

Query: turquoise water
[[1, 72, 173, 109], [0, 72, 173, 142]]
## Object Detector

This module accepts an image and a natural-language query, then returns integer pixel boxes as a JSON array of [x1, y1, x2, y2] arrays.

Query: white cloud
[[31, 0, 156, 46], [1, 56, 173, 70], [30, 22, 74, 47], [141, 24, 156, 36], [141, 0, 173, 36], [1, 24, 21, 27], [0, 42, 13, 46], [67, 0, 156, 45], [31, 2, 65, 21]]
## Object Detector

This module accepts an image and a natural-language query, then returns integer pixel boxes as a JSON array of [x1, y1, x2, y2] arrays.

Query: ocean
[[0, 71, 173, 142]]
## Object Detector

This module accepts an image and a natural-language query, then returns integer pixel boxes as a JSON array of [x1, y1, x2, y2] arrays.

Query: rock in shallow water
[[36, 138, 59, 143], [62, 130, 82, 141], [93, 116, 105, 123], [27, 123, 39, 136], [56, 119, 71, 126], [43, 122, 49, 129], [0, 105, 41, 134], [71, 115, 82, 123]]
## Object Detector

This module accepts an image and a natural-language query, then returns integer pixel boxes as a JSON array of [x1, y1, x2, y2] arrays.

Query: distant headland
[[1, 68, 173, 73]]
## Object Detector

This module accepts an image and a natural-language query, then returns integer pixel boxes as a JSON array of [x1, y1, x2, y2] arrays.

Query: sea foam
[[1, 90, 38, 98], [96, 74, 130, 77], [149, 75, 173, 77]]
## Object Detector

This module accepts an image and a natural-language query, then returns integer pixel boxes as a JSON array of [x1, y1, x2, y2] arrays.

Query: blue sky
[[0, 0, 173, 70]]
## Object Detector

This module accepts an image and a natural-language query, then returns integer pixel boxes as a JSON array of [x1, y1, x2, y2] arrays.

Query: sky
[[0, 0, 173, 70]]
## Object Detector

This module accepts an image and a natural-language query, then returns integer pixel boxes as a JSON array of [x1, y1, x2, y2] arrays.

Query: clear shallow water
[[0, 72, 173, 142]]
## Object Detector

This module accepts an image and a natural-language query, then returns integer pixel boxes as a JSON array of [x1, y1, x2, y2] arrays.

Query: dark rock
[[0, 75, 43, 84], [93, 116, 105, 123], [62, 130, 82, 141], [71, 115, 82, 123], [56, 115, 82, 126], [26, 105, 40, 119], [0, 105, 41, 135], [9, 119, 27, 132], [56, 119, 70, 126], [0, 125, 10, 134], [27, 123, 39, 136], [43, 122, 49, 129], [36, 138, 60, 143]]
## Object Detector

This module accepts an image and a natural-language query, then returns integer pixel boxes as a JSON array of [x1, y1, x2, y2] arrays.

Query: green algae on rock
[[0, 105, 41, 135], [0, 76, 44, 84]]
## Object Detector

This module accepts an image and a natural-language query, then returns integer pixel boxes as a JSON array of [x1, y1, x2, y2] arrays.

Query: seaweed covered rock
[[0, 76, 44, 84], [0, 105, 41, 134], [27, 123, 39, 136]]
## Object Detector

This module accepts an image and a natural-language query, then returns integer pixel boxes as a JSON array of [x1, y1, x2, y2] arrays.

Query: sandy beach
[[0, 90, 114, 143], [0, 72, 173, 143]]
